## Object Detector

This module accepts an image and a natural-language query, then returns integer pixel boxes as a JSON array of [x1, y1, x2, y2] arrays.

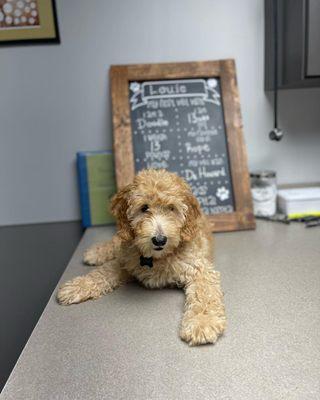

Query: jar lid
[[250, 170, 276, 178]]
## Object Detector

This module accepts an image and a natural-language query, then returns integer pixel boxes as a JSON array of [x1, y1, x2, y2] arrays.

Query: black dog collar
[[140, 255, 153, 268]]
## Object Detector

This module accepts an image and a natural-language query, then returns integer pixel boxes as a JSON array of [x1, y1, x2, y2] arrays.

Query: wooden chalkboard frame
[[110, 59, 255, 232]]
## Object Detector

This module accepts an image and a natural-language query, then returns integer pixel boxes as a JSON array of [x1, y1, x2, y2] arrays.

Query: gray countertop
[[1, 221, 319, 400]]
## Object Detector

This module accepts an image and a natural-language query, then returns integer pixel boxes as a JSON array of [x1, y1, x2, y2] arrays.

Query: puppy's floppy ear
[[110, 184, 134, 241], [181, 191, 201, 241]]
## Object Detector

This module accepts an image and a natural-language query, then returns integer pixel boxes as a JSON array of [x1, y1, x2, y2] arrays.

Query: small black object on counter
[[256, 214, 320, 228]]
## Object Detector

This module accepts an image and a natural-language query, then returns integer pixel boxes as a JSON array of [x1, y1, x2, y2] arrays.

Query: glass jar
[[250, 171, 277, 217]]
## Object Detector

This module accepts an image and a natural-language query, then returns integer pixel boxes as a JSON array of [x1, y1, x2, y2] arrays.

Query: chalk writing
[[129, 78, 235, 214]]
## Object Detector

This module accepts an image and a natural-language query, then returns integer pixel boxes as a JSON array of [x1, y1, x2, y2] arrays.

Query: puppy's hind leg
[[57, 261, 130, 305], [83, 235, 121, 266]]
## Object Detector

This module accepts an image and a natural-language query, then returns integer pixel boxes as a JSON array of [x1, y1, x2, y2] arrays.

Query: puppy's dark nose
[[152, 235, 167, 247]]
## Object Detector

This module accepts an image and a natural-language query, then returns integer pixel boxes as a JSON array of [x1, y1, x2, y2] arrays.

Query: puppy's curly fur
[[57, 169, 226, 346]]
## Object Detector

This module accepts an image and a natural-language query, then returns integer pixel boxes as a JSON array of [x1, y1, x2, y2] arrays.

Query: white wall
[[1, 0, 319, 225]]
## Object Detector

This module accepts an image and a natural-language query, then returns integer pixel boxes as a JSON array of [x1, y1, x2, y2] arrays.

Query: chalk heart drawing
[[216, 186, 229, 201]]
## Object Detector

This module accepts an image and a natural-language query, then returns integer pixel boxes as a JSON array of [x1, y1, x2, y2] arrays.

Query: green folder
[[77, 151, 116, 227]]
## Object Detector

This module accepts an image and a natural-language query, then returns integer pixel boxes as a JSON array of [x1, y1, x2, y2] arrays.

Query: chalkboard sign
[[110, 60, 255, 232], [129, 78, 235, 215]]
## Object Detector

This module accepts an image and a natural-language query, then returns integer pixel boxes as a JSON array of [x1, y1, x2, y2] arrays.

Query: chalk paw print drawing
[[216, 186, 229, 201], [0, 0, 40, 28]]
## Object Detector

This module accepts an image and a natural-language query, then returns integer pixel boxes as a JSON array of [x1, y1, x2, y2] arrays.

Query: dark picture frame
[[110, 59, 255, 232], [0, 0, 60, 46]]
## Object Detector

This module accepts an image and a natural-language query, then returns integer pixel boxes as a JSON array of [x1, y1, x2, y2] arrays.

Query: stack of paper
[[277, 187, 320, 217]]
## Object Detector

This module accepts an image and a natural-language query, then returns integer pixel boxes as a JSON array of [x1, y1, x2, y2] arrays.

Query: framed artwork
[[110, 59, 255, 232], [0, 0, 59, 45]]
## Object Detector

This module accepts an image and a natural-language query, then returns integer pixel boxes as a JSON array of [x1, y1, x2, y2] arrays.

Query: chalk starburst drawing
[[216, 186, 229, 201], [205, 78, 221, 106]]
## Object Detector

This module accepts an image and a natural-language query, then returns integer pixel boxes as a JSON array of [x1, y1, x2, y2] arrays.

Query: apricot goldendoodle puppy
[[57, 169, 226, 346]]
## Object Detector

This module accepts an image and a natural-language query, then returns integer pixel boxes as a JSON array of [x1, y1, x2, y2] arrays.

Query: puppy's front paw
[[57, 276, 100, 305], [83, 244, 106, 266], [180, 314, 226, 346]]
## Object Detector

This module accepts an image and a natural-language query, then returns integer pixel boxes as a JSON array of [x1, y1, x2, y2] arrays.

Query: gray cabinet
[[265, 0, 320, 90], [307, 0, 320, 77]]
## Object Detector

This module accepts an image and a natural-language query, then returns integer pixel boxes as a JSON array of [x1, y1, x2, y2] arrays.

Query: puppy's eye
[[169, 205, 175, 212], [141, 204, 149, 213]]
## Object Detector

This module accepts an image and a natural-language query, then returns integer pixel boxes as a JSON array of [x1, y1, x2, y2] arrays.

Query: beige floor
[[1, 221, 319, 400]]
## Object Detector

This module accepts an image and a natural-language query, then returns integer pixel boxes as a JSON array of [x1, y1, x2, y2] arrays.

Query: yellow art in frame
[[0, 0, 59, 44]]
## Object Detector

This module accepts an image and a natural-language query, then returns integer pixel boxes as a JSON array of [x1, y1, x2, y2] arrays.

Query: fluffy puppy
[[57, 169, 226, 346]]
